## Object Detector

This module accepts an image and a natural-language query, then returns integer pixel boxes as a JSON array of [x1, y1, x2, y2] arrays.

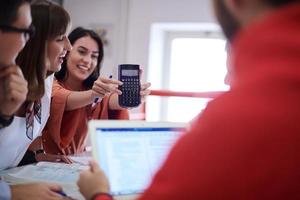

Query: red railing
[[131, 90, 225, 120], [149, 90, 224, 99]]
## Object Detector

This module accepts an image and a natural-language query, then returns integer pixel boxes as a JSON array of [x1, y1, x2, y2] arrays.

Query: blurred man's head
[[213, 0, 300, 41], [213, 0, 240, 41], [0, 0, 32, 67]]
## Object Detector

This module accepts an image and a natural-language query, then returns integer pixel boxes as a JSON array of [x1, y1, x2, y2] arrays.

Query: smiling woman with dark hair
[[41, 27, 151, 156], [55, 27, 104, 89]]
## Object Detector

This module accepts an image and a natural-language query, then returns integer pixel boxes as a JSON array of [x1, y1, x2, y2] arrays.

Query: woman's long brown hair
[[16, 0, 70, 101]]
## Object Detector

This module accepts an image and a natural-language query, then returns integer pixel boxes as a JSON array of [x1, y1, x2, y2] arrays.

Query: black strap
[[0, 115, 14, 128], [18, 150, 37, 166]]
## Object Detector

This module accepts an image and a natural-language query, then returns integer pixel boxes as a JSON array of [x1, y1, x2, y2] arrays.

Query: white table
[[0, 160, 89, 199]]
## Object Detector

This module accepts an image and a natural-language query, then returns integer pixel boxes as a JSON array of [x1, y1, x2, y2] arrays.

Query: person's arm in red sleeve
[[92, 193, 113, 200]]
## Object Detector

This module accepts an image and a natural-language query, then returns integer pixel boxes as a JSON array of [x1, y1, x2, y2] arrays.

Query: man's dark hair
[[55, 27, 104, 89], [0, 0, 31, 25], [265, 0, 300, 6]]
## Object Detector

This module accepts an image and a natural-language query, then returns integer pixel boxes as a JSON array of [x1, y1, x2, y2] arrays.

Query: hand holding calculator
[[118, 64, 141, 108]]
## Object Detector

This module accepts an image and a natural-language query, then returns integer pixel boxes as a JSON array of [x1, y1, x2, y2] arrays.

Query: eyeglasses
[[0, 24, 35, 41]]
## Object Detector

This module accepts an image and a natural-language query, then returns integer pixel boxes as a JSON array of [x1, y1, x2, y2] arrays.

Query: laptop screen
[[92, 126, 185, 196]]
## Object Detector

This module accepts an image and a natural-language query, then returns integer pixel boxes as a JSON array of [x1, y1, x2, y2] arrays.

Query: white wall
[[63, 0, 127, 77], [126, 0, 215, 73], [63, 0, 216, 79]]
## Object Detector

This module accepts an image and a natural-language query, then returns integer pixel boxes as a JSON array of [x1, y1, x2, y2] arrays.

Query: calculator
[[118, 64, 141, 108]]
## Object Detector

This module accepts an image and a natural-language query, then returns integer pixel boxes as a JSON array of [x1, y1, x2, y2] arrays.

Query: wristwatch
[[0, 114, 14, 128], [34, 149, 45, 155]]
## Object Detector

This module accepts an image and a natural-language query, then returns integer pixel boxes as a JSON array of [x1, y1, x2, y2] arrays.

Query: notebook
[[89, 120, 186, 199]]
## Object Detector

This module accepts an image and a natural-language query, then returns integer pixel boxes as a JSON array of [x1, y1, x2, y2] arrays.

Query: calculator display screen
[[122, 70, 138, 76]]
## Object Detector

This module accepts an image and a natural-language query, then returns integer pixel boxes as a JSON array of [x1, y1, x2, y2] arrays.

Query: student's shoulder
[[206, 89, 260, 121], [52, 79, 63, 88], [52, 80, 69, 91], [51, 80, 72, 98], [190, 89, 263, 136]]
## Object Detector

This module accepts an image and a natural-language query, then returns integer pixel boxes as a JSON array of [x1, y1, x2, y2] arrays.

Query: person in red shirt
[[77, 0, 300, 199]]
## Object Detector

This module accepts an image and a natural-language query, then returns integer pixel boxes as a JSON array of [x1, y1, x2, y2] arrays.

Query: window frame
[[146, 23, 226, 122]]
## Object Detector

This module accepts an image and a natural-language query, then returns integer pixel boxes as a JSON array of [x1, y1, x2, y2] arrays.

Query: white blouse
[[0, 75, 53, 170]]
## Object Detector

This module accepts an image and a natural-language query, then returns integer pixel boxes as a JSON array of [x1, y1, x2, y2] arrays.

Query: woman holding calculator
[[41, 27, 151, 157]]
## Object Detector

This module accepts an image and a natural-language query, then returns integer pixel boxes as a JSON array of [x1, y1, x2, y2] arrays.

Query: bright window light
[[166, 38, 228, 122]]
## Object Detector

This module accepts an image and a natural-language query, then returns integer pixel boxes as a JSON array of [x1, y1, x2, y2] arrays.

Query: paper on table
[[69, 156, 91, 166], [5, 162, 86, 184], [1, 162, 88, 199]]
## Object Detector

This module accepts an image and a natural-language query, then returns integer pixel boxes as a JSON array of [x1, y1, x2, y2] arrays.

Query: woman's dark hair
[[16, 0, 70, 101], [55, 27, 104, 89], [0, 0, 31, 25]]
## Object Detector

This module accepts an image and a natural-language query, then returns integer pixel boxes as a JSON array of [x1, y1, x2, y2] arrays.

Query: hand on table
[[11, 182, 69, 200], [77, 160, 110, 200], [35, 153, 72, 164]]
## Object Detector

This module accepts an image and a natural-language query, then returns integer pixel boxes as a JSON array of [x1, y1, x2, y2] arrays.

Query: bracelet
[[0, 111, 13, 118], [34, 149, 45, 155], [91, 192, 113, 200]]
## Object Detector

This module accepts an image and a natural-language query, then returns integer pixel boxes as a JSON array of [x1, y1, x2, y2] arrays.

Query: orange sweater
[[42, 80, 129, 155]]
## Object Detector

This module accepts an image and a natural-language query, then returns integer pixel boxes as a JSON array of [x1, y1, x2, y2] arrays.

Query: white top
[[0, 75, 53, 170], [0, 180, 10, 200]]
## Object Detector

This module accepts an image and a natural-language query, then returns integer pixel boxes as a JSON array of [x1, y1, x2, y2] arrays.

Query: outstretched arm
[[65, 77, 122, 111]]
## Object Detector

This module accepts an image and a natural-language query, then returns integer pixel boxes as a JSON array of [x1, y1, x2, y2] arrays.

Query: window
[[147, 24, 228, 122]]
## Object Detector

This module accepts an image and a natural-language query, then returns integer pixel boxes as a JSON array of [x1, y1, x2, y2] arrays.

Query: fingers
[[93, 77, 122, 97], [89, 160, 101, 173], [48, 183, 63, 192], [0, 65, 24, 79], [52, 155, 72, 164], [46, 183, 69, 200], [0, 65, 28, 101], [46, 183, 66, 199], [5, 76, 28, 94], [5, 76, 28, 100], [47, 154, 59, 163], [141, 82, 151, 90], [140, 89, 151, 97], [139, 68, 144, 76], [140, 82, 151, 97], [36, 153, 72, 164], [47, 190, 65, 200], [0, 65, 28, 115], [92, 82, 113, 95], [61, 156, 73, 164], [6, 87, 27, 102], [99, 77, 122, 85]]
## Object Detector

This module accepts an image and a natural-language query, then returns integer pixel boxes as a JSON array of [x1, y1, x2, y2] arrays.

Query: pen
[[56, 190, 67, 197], [93, 75, 113, 104]]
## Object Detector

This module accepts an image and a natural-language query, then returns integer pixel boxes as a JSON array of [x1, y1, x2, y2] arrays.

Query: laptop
[[89, 120, 187, 200]]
